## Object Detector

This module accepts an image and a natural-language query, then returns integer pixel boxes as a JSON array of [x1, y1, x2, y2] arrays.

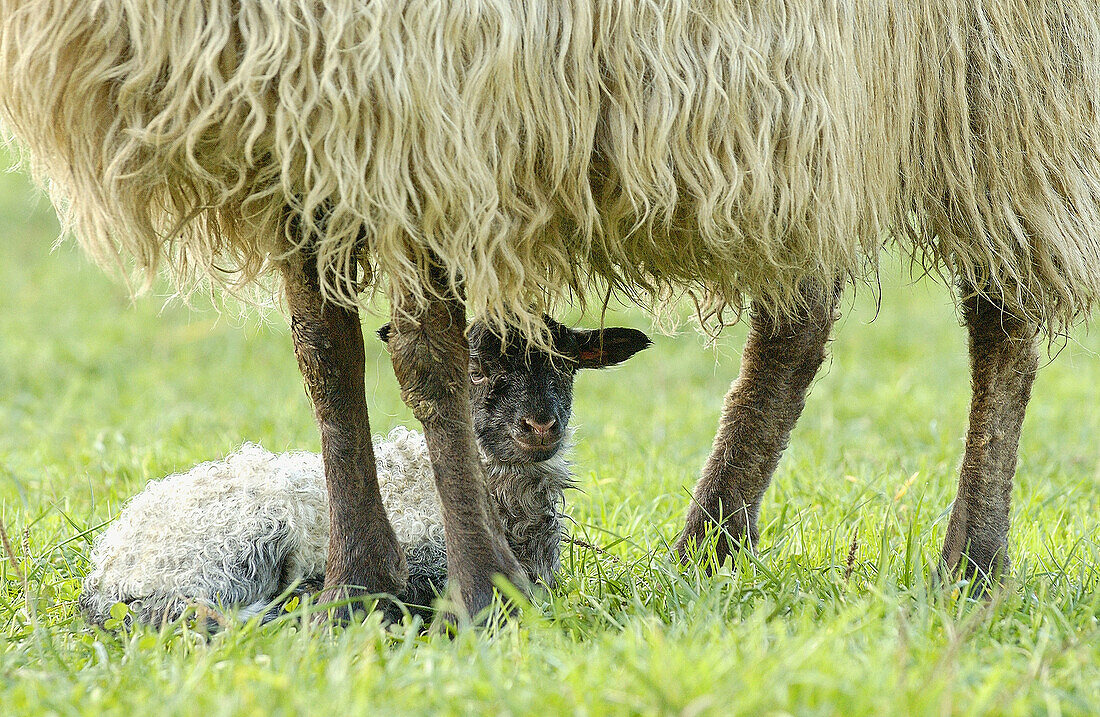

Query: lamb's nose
[[523, 417, 557, 436]]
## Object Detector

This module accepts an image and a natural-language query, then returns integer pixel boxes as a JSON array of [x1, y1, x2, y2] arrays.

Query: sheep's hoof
[[938, 534, 1011, 599], [429, 582, 523, 634], [674, 513, 757, 572], [310, 586, 406, 626], [440, 547, 529, 629]]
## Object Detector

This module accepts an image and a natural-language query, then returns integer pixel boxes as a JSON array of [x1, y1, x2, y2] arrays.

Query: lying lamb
[[80, 318, 651, 626]]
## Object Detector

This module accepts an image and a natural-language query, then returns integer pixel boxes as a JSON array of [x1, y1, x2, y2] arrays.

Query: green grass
[[1, 158, 1099, 716]]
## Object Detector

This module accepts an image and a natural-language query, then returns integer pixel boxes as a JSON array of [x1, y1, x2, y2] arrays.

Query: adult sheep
[[2, 1, 1099, 617]]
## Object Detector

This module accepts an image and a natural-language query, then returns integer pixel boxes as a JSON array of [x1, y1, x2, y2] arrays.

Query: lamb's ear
[[377, 323, 392, 349], [573, 327, 652, 369]]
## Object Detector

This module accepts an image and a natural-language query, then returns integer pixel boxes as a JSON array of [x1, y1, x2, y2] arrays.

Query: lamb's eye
[[470, 370, 488, 385]]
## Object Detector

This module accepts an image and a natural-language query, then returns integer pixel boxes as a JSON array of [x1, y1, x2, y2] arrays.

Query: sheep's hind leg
[[676, 280, 841, 568], [386, 276, 526, 622], [281, 253, 407, 622], [940, 291, 1039, 592]]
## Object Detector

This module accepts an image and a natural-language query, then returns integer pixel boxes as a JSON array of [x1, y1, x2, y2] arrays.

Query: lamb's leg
[[281, 253, 407, 620], [386, 278, 526, 620], [676, 280, 841, 566], [941, 291, 1038, 590]]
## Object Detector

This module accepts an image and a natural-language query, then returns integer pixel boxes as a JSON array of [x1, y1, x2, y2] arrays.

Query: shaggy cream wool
[[3, 1, 1100, 336]]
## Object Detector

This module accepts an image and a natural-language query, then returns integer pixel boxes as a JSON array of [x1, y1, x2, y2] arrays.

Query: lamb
[[3, 2, 1100, 616], [79, 319, 651, 626]]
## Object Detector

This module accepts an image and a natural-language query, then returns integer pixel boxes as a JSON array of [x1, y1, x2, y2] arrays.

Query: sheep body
[[80, 426, 573, 625], [3, 1, 1099, 336]]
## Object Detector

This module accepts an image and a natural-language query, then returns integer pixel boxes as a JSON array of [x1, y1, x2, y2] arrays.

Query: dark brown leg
[[386, 280, 526, 619], [941, 291, 1039, 589], [676, 281, 841, 566], [281, 254, 407, 619]]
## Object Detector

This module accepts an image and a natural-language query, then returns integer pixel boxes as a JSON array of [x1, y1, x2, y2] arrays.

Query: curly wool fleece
[[80, 427, 568, 625]]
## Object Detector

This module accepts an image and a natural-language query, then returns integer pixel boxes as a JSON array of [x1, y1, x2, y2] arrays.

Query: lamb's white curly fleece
[[80, 427, 446, 625]]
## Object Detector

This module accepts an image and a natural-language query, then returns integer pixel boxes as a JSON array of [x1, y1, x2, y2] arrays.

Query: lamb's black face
[[467, 318, 652, 465], [468, 321, 574, 464], [379, 317, 651, 466]]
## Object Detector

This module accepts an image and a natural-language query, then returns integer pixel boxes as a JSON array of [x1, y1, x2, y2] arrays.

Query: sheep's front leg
[[676, 280, 841, 567], [386, 283, 526, 620], [282, 254, 407, 620], [941, 291, 1039, 590]]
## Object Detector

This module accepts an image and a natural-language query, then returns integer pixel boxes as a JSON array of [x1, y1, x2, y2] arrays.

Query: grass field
[[1, 158, 1099, 715]]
